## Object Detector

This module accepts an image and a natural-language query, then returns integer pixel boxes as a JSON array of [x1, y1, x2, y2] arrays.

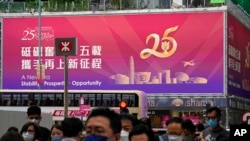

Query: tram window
[[34, 93, 42, 105], [2, 94, 11, 106], [74, 93, 81, 106], [102, 94, 108, 106], [83, 94, 90, 105], [0, 97, 2, 106], [99, 94, 104, 106], [82, 93, 95, 106], [115, 94, 121, 107], [55, 94, 63, 106], [12, 93, 21, 106], [69, 94, 74, 106], [109, 94, 115, 107], [103, 94, 115, 107], [121, 94, 137, 107], [95, 94, 101, 106], [42, 94, 54, 106], [21, 94, 29, 106], [89, 94, 95, 107]]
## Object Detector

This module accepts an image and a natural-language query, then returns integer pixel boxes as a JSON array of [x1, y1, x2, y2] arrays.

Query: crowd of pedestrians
[[0, 106, 229, 141]]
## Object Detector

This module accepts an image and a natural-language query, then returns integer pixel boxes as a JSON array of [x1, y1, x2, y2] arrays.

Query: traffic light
[[120, 100, 129, 114]]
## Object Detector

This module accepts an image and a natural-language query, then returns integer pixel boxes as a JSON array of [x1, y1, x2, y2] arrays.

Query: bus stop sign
[[55, 37, 77, 56]]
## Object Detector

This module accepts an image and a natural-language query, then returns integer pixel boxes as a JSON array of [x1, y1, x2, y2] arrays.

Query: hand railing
[[0, 0, 227, 13]]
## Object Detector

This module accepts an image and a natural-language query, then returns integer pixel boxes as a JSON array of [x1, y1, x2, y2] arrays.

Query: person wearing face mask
[[20, 122, 42, 141], [120, 130, 129, 141], [181, 119, 196, 141], [161, 117, 183, 141], [26, 105, 50, 141], [120, 113, 138, 141], [61, 117, 84, 141], [85, 108, 121, 141], [50, 124, 64, 141], [198, 107, 229, 141]]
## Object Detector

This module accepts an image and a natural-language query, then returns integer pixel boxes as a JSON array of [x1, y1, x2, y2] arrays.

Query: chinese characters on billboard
[[2, 12, 224, 94], [228, 13, 250, 98]]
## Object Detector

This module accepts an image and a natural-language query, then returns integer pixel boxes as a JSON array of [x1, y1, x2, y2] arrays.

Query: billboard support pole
[[55, 37, 77, 118], [38, 0, 42, 106], [64, 55, 69, 118]]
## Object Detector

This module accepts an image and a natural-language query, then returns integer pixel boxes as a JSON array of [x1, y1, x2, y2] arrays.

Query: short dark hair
[[139, 117, 152, 128], [86, 108, 121, 134], [7, 126, 19, 133], [27, 105, 41, 116], [181, 119, 195, 133], [120, 113, 138, 127], [50, 123, 62, 132], [195, 123, 205, 131], [20, 122, 42, 141], [0, 131, 24, 141], [61, 117, 84, 137], [129, 124, 154, 141], [206, 107, 221, 117], [166, 117, 183, 126]]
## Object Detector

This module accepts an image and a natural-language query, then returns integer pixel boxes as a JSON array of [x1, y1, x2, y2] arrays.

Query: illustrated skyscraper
[[129, 56, 135, 84]]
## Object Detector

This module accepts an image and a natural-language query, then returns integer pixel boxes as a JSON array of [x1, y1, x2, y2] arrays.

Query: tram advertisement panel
[[228, 13, 250, 98], [2, 12, 224, 93]]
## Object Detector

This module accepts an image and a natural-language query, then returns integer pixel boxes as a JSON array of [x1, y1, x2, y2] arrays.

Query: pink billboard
[[2, 12, 225, 94], [228, 13, 250, 98]]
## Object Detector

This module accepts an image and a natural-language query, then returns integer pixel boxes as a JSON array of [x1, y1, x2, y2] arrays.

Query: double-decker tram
[[0, 89, 148, 122]]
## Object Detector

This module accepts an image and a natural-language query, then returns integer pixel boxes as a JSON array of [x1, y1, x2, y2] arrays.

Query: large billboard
[[2, 12, 225, 94], [227, 13, 250, 98]]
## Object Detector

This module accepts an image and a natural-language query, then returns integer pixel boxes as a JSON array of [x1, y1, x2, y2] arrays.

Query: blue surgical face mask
[[85, 134, 108, 141], [207, 119, 218, 128], [51, 136, 63, 141]]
